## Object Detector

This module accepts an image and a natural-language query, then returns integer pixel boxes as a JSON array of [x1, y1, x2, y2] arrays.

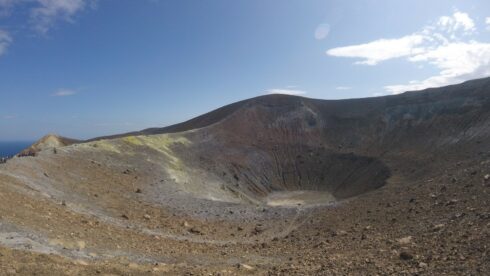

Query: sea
[[0, 141, 34, 158]]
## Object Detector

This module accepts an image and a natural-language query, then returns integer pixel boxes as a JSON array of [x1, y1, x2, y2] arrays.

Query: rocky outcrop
[[18, 134, 79, 157]]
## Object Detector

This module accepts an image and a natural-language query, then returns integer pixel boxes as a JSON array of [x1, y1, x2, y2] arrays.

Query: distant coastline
[[0, 141, 34, 159]]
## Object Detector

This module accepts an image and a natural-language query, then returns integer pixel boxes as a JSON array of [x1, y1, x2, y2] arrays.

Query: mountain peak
[[18, 134, 79, 157]]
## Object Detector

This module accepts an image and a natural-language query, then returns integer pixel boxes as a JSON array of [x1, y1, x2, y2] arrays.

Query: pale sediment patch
[[266, 190, 336, 207]]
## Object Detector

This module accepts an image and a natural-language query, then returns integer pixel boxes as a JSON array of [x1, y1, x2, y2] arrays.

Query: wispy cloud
[[326, 11, 490, 94], [385, 42, 490, 94], [327, 34, 426, 65], [0, 29, 12, 57], [52, 88, 77, 97], [314, 23, 330, 40], [265, 88, 306, 96], [0, 0, 15, 16], [2, 114, 16, 120], [437, 11, 475, 36], [30, 0, 96, 34], [0, 0, 96, 34], [335, 86, 352, 90], [486, 17, 490, 31], [0, 0, 96, 62]]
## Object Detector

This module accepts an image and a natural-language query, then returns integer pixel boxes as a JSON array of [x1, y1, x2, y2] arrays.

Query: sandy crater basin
[[265, 190, 336, 207]]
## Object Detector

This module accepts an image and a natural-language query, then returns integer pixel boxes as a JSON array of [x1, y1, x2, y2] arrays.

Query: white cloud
[[437, 11, 475, 35], [314, 23, 330, 40], [327, 34, 426, 65], [486, 17, 490, 31], [265, 88, 306, 96], [52, 89, 77, 96], [0, 29, 11, 57], [335, 86, 351, 90], [31, 0, 94, 34], [327, 11, 490, 94], [385, 41, 490, 93]]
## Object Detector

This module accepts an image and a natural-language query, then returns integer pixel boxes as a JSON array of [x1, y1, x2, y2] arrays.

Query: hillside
[[18, 134, 80, 157], [0, 77, 489, 274]]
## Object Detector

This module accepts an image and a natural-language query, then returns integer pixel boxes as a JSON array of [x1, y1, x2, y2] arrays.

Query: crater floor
[[265, 191, 336, 207]]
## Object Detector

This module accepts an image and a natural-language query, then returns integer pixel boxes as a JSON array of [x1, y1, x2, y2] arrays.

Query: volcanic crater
[[0, 77, 489, 275]]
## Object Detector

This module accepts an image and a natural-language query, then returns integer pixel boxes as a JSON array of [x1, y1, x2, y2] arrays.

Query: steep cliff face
[[151, 77, 490, 202]]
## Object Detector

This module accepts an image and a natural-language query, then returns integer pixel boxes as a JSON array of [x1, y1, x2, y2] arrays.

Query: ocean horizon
[[0, 141, 33, 158]]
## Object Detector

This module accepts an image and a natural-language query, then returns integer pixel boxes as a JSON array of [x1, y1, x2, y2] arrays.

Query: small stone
[[418, 262, 428, 268], [135, 188, 142, 193], [237, 263, 254, 271], [188, 227, 202, 235], [445, 199, 458, 206], [432, 224, 445, 231], [337, 230, 348, 236], [253, 225, 264, 235], [143, 214, 151, 220], [74, 260, 89, 266], [400, 251, 414, 260], [397, 236, 413, 245], [121, 214, 129, 220], [76, 241, 86, 249], [128, 263, 139, 268], [484, 174, 490, 181]]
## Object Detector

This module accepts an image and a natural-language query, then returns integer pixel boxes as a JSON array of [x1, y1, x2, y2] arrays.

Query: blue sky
[[1, 0, 490, 141]]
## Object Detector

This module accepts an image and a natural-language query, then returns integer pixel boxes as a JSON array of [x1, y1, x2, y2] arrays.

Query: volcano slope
[[0, 78, 490, 275]]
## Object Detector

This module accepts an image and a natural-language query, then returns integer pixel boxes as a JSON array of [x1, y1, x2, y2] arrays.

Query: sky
[[0, 0, 490, 141]]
